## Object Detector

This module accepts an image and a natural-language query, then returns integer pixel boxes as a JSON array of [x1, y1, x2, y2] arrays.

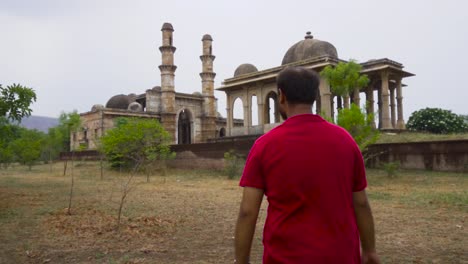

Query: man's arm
[[353, 190, 380, 264], [235, 187, 264, 264]]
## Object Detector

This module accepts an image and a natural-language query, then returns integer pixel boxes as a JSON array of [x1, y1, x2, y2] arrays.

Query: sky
[[1, 0, 467, 121]]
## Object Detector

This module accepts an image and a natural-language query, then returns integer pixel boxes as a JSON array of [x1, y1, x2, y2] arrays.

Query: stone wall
[[366, 140, 468, 172]]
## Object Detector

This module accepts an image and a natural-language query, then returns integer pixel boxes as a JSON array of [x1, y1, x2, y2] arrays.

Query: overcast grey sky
[[1, 0, 467, 120]]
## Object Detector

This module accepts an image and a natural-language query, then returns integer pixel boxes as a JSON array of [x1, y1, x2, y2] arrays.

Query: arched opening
[[177, 109, 192, 144], [219, 127, 226, 137], [233, 97, 244, 127], [265, 92, 279, 124], [251, 95, 258, 126]]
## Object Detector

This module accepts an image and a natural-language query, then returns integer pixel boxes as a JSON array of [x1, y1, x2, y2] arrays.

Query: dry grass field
[[0, 162, 467, 264]]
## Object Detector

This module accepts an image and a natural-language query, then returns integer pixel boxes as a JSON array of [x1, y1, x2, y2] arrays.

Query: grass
[[376, 131, 468, 144], [0, 162, 467, 263]]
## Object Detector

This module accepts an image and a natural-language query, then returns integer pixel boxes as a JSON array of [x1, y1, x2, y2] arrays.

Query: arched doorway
[[219, 127, 226, 137], [177, 109, 192, 144], [265, 91, 280, 124]]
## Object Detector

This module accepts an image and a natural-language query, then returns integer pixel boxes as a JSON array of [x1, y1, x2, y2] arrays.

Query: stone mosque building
[[72, 22, 414, 150]]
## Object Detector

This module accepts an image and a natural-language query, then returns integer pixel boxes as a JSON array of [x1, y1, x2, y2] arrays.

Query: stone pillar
[[199, 34, 217, 142], [159, 22, 177, 142], [396, 77, 406, 129], [380, 71, 392, 130], [390, 85, 396, 129], [226, 94, 232, 136], [353, 88, 360, 107], [315, 88, 321, 115], [319, 77, 332, 119], [257, 89, 264, 125], [243, 96, 249, 135], [365, 86, 376, 128]]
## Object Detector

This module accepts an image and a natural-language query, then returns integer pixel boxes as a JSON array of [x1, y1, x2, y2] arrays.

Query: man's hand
[[362, 251, 380, 264], [234, 187, 264, 264]]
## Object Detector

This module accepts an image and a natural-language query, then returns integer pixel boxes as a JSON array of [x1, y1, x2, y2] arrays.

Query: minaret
[[199, 34, 217, 141], [159, 22, 177, 141]]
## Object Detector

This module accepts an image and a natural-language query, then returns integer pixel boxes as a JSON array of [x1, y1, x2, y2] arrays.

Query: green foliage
[[224, 150, 245, 179], [0, 83, 37, 122], [336, 104, 380, 152], [0, 117, 23, 168], [320, 60, 369, 97], [382, 162, 400, 178], [100, 118, 175, 169], [10, 129, 45, 170], [406, 108, 468, 134]]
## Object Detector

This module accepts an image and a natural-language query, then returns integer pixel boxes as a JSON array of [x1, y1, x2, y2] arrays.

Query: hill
[[20, 115, 59, 132]]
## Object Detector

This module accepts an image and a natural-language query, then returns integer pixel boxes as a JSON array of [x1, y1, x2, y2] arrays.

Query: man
[[234, 67, 380, 264]]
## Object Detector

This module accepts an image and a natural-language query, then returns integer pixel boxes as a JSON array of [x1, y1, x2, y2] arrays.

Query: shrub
[[336, 103, 380, 152], [224, 150, 245, 179], [382, 162, 400, 178], [407, 108, 468, 134]]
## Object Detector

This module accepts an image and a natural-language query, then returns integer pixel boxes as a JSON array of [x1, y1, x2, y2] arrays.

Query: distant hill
[[20, 115, 59, 133]]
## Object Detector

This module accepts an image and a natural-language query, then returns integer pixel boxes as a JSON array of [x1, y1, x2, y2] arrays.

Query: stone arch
[[265, 91, 279, 124], [232, 96, 244, 127], [219, 127, 226, 137], [176, 108, 193, 144]]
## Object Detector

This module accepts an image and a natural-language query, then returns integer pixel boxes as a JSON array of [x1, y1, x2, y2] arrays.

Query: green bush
[[382, 162, 400, 178], [336, 103, 380, 152], [224, 150, 245, 179], [407, 108, 468, 134]]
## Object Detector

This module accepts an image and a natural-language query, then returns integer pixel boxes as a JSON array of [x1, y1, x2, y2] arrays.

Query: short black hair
[[276, 66, 320, 105]]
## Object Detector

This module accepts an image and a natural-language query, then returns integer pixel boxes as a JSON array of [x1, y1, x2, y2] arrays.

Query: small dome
[[91, 104, 104, 112], [202, 34, 213, 41], [234, 63, 258, 77], [127, 93, 137, 102], [152, 86, 161, 91], [128, 102, 143, 112], [281, 32, 338, 65], [192, 91, 202, 96], [161, 22, 174, 31], [106, 94, 131, 109]]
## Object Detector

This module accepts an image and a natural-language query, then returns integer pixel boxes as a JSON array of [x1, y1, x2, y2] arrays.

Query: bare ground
[[0, 162, 466, 263]]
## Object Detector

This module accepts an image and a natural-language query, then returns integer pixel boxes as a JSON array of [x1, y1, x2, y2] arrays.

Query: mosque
[[71, 22, 414, 150]]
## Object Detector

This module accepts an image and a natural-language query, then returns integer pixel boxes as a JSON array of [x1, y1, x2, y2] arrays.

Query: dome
[[91, 104, 104, 112], [234, 63, 258, 77], [192, 91, 202, 96], [128, 102, 143, 112], [202, 34, 213, 41], [106, 94, 131, 109], [281, 32, 338, 65]]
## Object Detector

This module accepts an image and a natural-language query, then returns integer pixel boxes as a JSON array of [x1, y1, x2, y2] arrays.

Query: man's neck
[[286, 103, 313, 119]]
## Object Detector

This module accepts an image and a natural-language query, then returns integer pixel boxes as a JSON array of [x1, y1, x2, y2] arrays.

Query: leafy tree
[[100, 117, 175, 170], [406, 108, 468, 134], [0, 117, 22, 168], [336, 104, 380, 152], [0, 84, 37, 122], [320, 60, 369, 110], [10, 128, 45, 170], [57, 111, 81, 151]]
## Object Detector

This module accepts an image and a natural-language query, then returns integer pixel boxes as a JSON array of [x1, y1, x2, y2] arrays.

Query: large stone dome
[[234, 63, 258, 77], [281, 32, 338, 65], [105, 94, 131, 109]]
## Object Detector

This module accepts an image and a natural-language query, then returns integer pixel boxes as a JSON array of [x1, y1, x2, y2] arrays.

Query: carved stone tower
[[200, 34, 217, 141], [159, 22, 177, 142]]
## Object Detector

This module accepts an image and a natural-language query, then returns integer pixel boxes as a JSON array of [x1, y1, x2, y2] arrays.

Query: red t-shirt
[[240, 114, 367, 264]]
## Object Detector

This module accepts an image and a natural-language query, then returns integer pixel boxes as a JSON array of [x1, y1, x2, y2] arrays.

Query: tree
[[336, 104, 380, 153], [320, 60, 369, 110], [57, 111, 81, 151], [100, 117, 174, 170], [0, 117, 22, 168], [407, 108, 468, 134], [10, 128, 45, 170], [0, 84, 37, 122]]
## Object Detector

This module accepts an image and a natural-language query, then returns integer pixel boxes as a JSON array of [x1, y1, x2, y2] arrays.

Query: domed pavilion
[[217, 32, 414, 137]]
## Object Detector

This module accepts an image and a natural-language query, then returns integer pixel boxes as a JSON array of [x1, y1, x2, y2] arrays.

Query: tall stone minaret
[[200, 34, 217, 141], [159, 22, 177, 142]]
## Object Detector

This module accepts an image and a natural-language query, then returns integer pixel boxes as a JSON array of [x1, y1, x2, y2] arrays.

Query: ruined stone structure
[[72, 23, 240, 150], [217, 32, 414, 137]]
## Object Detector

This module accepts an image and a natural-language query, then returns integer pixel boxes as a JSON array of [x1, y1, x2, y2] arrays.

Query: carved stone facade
[[72, 23, 236, 150], [217, 33, 414, 137]]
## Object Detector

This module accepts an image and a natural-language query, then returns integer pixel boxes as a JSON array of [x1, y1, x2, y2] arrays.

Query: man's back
[[240, 114, 367, 263]]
